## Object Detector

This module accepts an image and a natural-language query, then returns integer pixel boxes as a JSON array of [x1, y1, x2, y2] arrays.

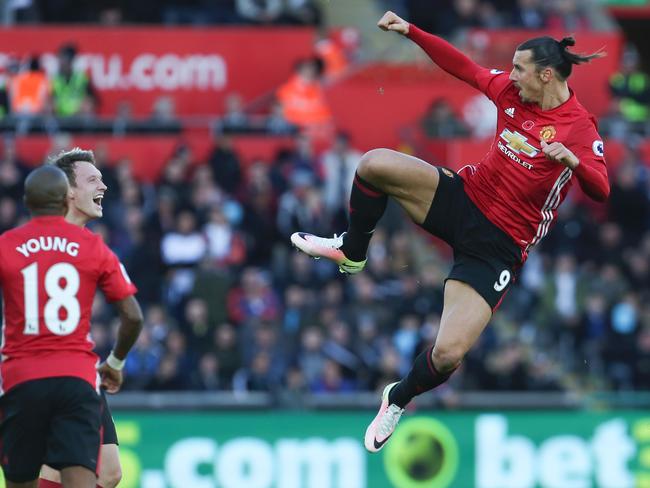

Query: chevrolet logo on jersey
[[500, 129, 539, 158]]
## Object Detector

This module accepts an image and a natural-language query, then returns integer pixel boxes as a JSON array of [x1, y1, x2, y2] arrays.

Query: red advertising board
[[0, 27, 316, 116]]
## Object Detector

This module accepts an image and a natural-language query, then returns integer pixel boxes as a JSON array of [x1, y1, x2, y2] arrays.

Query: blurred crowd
[[1, 113, 650, 399], [8, 0, 605, 36], [403, 0, 600, 38], [8, 0, 322, 26], [0, 0, 648, 402]]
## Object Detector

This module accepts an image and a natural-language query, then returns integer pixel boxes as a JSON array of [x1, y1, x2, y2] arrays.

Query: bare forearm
[[112, 296, 143, 360]]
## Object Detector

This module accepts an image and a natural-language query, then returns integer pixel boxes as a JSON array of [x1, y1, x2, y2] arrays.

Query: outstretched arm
[[377, 11, 483, 89]]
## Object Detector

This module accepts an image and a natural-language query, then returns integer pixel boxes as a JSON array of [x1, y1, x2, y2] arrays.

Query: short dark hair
[[24, 165, 69, 216], [517, 36, 604, 81], [49, 147, 96, 187]]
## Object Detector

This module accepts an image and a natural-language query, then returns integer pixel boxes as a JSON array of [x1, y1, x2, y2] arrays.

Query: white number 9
[[493, 270, 511, 292]]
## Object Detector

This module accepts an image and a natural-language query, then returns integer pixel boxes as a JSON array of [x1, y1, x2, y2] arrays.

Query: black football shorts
[[100, 388, 118, 446], [420, 167, 523, 310], [0, 377, 101, 483]]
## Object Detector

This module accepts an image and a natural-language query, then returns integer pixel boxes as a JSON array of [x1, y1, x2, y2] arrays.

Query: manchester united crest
[[540, 125, 556, 142]]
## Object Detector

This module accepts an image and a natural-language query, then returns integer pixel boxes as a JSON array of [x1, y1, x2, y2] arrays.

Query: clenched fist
[[98, 361, 123, 394], [541, 140, 579, 169], [377, 11, 410, 35]]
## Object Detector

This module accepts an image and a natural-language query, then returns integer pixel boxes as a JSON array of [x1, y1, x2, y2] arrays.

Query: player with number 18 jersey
[[0, 215, 137, 394]]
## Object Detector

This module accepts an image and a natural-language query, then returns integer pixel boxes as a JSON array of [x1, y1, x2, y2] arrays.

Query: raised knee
[[357, 148, 393, 181], [432, 346, 464, 373], [99, 466, 122, 488]]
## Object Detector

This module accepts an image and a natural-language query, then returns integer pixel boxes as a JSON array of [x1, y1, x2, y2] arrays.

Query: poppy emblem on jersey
[[539, 125, 556, 142], [441, 168, 454, 178], [500, 129, 539, 157], [592, 140, 604, 157], [522, 120, 535, 130]]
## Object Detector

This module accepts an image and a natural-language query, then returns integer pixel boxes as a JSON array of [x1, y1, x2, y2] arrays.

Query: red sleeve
[[570, 120, 610, 202], [407, 25, 483, 88], [97, 240, 137, 302], [406, 25, 511, 102]]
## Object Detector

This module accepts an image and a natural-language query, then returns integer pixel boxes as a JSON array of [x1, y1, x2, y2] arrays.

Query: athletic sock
[[388, 346, 458, 408], [38, 480, 62, 488], [340, 172, 387, 261]]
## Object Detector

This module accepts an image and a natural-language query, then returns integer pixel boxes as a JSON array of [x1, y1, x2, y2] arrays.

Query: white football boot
[[290, 232, 366, 274], [364, 382, 404, 452]]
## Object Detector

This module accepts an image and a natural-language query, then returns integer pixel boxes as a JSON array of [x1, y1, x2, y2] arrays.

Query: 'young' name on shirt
[[16, 236, 80, 258]]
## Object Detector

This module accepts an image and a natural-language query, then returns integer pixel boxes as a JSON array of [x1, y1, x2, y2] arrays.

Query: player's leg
[[97, 390, 121, 488], [291, 149, 440, 272], [364, 279, 491, 452], [393, 279, 492, 401], [97, 445, 121, 488], [38, 465, 62, 483], [0, 381, 51, 488], [59, 467, 96, 488], [44, 379, 101, 488], [39, 447, 117, 488]]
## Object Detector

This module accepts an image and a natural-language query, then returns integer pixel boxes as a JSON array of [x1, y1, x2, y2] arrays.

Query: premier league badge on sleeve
[[592, 140, 604, 157]]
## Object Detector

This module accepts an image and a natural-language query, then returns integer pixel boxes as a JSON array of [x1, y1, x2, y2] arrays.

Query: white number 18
[[21, 262, 81, 336]]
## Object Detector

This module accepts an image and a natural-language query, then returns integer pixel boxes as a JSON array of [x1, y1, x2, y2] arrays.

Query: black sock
[[340, 173, 387, 261], [388, 347, 458, 408]]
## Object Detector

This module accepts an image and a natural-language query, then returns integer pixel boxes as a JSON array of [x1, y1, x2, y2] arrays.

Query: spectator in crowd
[[281, 0, 321, 26], [161, 209, 207, 314], [314, 34, 349, 80], [51, 43, 97, 117], [319, 131, 362, 226], [162, 0, 216, 24], [123, 326, 163, 390], [203, 204, 246, 269], [266, 100, 297, 135], [546, 0, 590, 31], [217, 92, 252, 133], [276, 169, 326, 238], [276, 57, 333, 139], [213, 323, 242, 388], [608, 158, 649, 246], [227, 267, 281, 325], [191, 353, 221, 390], [420, 98, 470, 138], [236, 0, 282, 24], [209, 135, 242, 195], [8, 55, 50, 116], [437, 0, 484, 37], [510, 0, 546, 29], [147, 96, 182, 132], [0, 139, 29, 201], [609, 45, 650, 126]]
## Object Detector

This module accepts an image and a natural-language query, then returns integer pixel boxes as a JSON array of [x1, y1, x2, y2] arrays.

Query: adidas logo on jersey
[[504, 107, 515, 118]]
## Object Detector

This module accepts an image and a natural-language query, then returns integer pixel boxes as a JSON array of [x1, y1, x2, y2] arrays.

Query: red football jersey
[[459, 69, 608, 255], [0, 216, 137, 394], [406, 25, 609, 259]]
